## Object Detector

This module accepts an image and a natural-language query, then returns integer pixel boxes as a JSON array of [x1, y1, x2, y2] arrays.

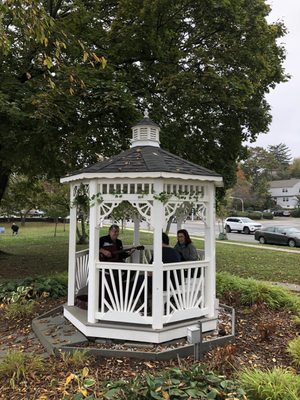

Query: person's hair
[[109, 224, 120, 232], [177, 229, 192, 245], [162, 232, 170, 245]]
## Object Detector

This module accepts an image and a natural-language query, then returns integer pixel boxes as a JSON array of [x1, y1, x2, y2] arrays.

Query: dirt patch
[[0, 299, 299, 399]]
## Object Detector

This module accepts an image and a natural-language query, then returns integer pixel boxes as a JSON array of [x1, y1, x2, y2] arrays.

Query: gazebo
[[60, 112, 223, 343]]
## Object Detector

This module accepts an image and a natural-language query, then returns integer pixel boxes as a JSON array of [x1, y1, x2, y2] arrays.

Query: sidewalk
[[271, 282, 300, 293]]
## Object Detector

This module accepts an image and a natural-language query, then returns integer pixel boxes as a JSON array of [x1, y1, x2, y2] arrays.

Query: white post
[[204, 184, 216, 318], [87, 180, 99, 324], [132, 216, 140, 263], [152, 181, 164, 329], [68, 184, 77, 306]]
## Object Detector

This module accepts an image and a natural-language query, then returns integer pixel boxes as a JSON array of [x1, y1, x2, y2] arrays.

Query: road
[[169, 217, 300, 243], [109, 217, 300, 244]]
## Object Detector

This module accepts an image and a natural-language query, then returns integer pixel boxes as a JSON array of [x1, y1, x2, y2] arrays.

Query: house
[[269, 179, 300, 209]]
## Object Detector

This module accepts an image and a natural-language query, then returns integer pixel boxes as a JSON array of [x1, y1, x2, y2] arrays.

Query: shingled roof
[[62, 112, 222, 183], [269, 179, 300, 188], [66, 146, 221, 178]]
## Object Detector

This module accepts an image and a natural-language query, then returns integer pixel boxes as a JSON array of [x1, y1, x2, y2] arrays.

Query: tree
[[289, 158, 300, 179], [228, 166, 252, 210], [42, 181, 70, 236], [1, 0, 288, 203], [268, 143, 292, 166], [234, 149, 276, 209], [111, 201, 138, 232], [0, 0, 107, 201], [1, 175, 48, 224], [267, 143, 292, 178], [241, 147, 278, 179]]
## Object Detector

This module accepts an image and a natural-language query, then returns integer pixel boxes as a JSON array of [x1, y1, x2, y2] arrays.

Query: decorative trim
[[61, 172, 223, 186], [129, 201, 153, 224], [98, 202, 120, 223]]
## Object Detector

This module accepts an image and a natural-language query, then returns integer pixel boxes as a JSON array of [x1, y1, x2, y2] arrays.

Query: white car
[[224, 217, 262, 235]]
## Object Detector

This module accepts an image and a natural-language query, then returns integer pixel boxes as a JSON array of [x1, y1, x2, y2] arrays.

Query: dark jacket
[[174, 242, 198, 261], [99, 235, 130, 262]]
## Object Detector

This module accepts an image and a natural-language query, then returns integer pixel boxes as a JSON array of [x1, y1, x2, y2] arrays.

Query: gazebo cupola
[[61, 112, 223, 344], [130, 110, 160, 148]]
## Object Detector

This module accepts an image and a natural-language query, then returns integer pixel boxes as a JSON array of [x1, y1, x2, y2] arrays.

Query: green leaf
[[84, 378, 96, 388]]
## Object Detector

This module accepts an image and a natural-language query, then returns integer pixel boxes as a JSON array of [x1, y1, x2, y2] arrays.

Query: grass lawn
[[0, 222, 299, 284], [216, 241, 300, 283]]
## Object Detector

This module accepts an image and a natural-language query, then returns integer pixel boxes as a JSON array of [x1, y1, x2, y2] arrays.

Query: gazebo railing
[[74, 248, 209, 326], [95, 262, 153, 323], [162, 261, 208, 324], [75, 249, 89, 295]]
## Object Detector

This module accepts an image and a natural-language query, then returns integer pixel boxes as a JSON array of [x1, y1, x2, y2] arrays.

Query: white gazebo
[[61, 112, 223, 343]]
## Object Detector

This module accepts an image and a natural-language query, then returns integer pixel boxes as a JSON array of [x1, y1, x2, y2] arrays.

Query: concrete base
[[63, 304, 218, 343], [32, 304, 236, 360]]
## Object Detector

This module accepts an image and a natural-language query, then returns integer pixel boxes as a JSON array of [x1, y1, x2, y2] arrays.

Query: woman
[[174, 229, 199, 261]]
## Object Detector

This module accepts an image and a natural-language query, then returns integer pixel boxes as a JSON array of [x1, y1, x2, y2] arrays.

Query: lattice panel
[[130, 201, 153, 224], [164, 202, 182, 222], [98, 202, 120, 223], [194, 202, 207, 224]]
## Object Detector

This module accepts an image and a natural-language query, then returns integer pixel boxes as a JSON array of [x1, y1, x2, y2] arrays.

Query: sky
[[247, 0, 300, 160]]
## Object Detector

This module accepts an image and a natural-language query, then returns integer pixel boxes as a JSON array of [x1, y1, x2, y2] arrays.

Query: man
[[99, 224, 135, 262], [141, 232, 181, 303], [11, 223, 19, 235], [76, 225, 133, 309], [161, 232, 181, 263], [150, 232, 181, 264], [98, 225, 136, 309]]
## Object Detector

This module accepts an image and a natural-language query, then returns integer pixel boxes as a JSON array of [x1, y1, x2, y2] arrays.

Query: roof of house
[[65, 146, 221, 178], [269, 179, 300, 188]]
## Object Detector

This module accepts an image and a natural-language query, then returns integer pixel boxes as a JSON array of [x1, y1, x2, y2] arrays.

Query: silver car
[[254, 226, 300, 247]]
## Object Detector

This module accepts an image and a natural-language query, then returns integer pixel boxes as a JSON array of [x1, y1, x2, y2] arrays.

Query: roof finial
[[144, 108, 149, 119]]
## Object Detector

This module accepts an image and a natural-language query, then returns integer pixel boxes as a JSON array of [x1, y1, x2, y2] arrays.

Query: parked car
[[272, 210, 291, 217], [224, 217, 263, 234], [254, 226, 300, 248]]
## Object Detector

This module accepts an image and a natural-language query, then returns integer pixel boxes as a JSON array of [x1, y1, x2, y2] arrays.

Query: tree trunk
[[165, 217, 173, 235], [54, 218, 58, 237], [0, 166, 10, 204], [76, 216, 88, 244]]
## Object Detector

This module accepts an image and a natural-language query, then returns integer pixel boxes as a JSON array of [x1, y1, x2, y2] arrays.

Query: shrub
[[263, 212, 274, 219], [216, 272, 300, 314], [291, 208, 300, 218], [102, 364, 246, 399], [291, 315, 300, 326], [4, 301, 36, 319], [238, 367, 300, 400], [247, 212, 262, 220], [0, 351, 45, 388], [60, 349, 91, 369], [287, 336, 300, 366], [64, 367, 96, 398], [0, 276, 67, 302]]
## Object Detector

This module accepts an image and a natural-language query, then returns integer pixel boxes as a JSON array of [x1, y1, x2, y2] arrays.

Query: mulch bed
[[0, 298, 299, 399]]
